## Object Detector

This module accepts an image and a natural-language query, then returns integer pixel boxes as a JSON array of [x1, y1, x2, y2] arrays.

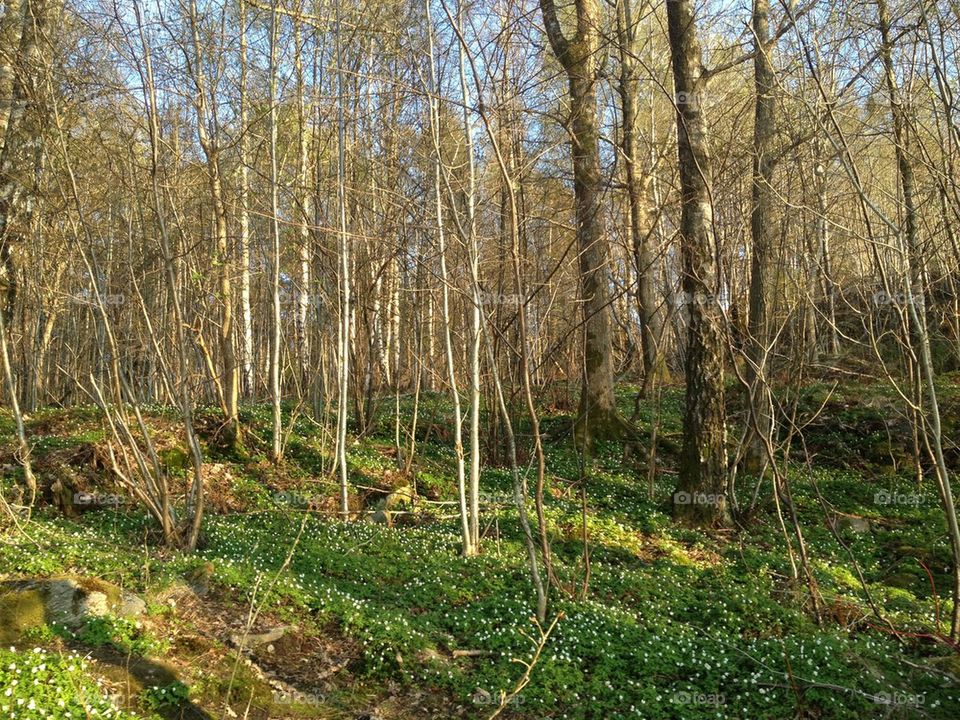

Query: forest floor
[[1, 375, 960, 719]]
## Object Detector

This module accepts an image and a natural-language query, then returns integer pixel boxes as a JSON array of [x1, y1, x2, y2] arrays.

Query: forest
[[1, 0, 959, 717]]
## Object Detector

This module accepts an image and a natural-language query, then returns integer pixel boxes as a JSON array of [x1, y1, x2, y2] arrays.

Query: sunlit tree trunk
[[187, 0, 238, 448], [295, 4, 312, 391], [268, 0, 283, 463], [425, 0, 472, 555], [539, 0, 625, 448], [617, 0, 660, 390], [666, 0, 730, 526], [743, 0, 775, 473], [335, 0, 351, 517], [238, 0, 254, 397]]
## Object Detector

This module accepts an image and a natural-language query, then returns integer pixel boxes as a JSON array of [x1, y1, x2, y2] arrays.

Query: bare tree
[[539, 0, 626, 447], [666, 0, 730, 526], [185, 0, 239, 448]]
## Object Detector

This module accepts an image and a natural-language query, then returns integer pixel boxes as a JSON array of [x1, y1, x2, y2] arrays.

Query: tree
[[539, 0, 626, 447], [0, 0, 49, 509], [666, 0, 730, 526], [616, 0, 661, 391], [424, 0, 474, 555], [185, 0, 239, 448], [267, 0, 283, 463], [743, 0, 776, 473], [876, 0, 960, 641]]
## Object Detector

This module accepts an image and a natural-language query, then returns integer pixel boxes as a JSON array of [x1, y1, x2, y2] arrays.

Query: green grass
[[2, 381, 959, 718], [0, 646, 147, 719]]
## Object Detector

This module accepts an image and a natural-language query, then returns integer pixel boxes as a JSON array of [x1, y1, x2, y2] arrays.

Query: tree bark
[[617, 0, 661, 391], [539, 0, 624, 448], [743, 0, 775, 473], [666, 0, 730, 526]]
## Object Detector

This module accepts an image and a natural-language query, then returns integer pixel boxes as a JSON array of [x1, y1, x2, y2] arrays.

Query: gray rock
[[367, 485, 417, 526], [384, 485, 415, 510], [833, 515, 871, 533], [0, 576, 146, 641], [43, 578, 112, 625], [230, 626, 290, 649], [119, 592, 147, 618]]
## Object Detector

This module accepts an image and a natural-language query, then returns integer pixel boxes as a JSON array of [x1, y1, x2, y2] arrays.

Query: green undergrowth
[[1, 379, 959, 718]]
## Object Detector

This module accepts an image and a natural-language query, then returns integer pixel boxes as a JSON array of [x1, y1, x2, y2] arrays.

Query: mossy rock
[[0, 575, 145, 643], [831, 514, 872, 533], [384, 484, 415, 510], [364, 484, 418, 526], [0, 588, 47, 643], [884, 572, 920, 590], [893, 545, 932, 561], [159, 447, 192, 472], [184, 561, 216, 596]]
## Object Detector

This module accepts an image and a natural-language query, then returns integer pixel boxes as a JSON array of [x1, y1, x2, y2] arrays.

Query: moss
[[884, 573, 920, 591], [384, 485, 415, 510], [201, 652, 274, 709], [93, 660, 148, 698], [0, 575, 130, 644], [159, 447, 191, 471], [0, 589, 47, 643], [69, 575, 123, 605]]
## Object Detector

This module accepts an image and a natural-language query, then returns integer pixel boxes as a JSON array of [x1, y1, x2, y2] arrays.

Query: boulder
[[230, 626, 291, 650], [0, 576, 146, 642], [384, 485, 415, 510], [368, 485, 417, 526], [830, 514, 871, 534]]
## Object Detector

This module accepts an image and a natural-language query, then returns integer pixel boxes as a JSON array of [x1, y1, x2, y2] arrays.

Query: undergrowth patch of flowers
[[5, 392, 960, 719], [191, 510, 960, 718], [0, 646, 144, 719]]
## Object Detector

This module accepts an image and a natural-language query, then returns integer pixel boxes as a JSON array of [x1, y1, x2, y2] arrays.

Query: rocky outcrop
[[0, 576, 145, 642]]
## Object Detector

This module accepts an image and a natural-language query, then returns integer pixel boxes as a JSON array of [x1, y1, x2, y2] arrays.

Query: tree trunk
[[238, 0, 254, 398], [425, 0, 473, 555], [743, 0, 775, 473], [295, 6, 312, 391], [335, 0, 351, 518], [268, 0, 283, 463], [666, 0, 730, 526], [539, 0, 624, 448], [617, 0, 660, 391], [188, 0, 238, 448], [0, 0, 47, 509]]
